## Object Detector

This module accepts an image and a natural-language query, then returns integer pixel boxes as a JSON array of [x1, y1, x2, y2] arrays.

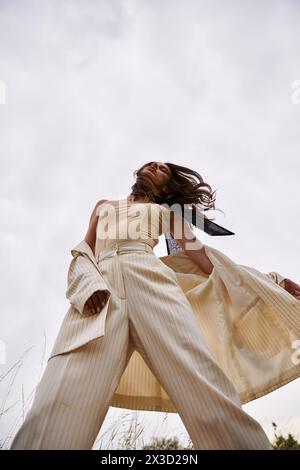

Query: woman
[[11, 162, 300, 450]]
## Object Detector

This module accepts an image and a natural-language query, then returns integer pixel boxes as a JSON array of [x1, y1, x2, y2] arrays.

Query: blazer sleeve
[[264, 271, 286, 288], [66, 250, 111, 317]]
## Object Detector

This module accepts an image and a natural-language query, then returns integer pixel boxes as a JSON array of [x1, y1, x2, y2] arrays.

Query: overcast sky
[[1, 0, 300, 449]]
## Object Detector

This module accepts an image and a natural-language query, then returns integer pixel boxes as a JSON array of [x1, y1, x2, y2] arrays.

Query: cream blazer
[[48, 239, 300, 410]]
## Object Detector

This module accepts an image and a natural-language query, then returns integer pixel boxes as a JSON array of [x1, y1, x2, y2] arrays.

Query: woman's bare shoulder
[[96, 198, 109, 206], [94, 198, 121, 216]]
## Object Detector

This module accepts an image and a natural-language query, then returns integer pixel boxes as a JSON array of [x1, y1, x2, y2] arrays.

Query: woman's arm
[[81, 199, 110, 314], [84, 199, 108, 255], [169, 210, 214, 275]]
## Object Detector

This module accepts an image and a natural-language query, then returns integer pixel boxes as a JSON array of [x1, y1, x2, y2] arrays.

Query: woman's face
[[140, 161, 171, 189]]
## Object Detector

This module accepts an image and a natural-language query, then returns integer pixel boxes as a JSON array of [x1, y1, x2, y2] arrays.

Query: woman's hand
[[85, 290, 110, 314], [283, 278, 300, 301]]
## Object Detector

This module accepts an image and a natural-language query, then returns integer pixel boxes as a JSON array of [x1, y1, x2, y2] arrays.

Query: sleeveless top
[[94, 199, 170, 261], [94, 198, 200, 263]]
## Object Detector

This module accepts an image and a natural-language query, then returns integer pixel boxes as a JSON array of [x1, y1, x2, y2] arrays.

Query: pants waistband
[[97, 240, 154, 262], [97, 241, 154, 299]]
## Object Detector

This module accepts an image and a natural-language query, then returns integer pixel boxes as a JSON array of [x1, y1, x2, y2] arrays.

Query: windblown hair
[[130, 162, 221, 224]]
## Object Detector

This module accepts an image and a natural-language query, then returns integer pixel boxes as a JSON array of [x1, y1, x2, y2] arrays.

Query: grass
[[1, 340, 299, 450]]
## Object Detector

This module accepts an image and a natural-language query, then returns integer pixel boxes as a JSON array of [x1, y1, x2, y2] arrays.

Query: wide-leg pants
[[10, 241, 272, 450]]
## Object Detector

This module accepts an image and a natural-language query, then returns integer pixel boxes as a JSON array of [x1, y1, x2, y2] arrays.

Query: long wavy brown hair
[[130, 161, 222, 226]]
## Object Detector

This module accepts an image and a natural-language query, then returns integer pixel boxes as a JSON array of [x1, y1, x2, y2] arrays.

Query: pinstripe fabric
[[10, 200, 299, 449], [11, 241, 272, 449]]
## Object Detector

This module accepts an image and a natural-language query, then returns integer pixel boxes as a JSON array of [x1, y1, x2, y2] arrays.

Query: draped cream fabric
[[49, 200, 300, 411]]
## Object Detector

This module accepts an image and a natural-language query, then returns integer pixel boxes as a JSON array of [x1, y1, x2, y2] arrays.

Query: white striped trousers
[[10, 242, 272, 449]]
